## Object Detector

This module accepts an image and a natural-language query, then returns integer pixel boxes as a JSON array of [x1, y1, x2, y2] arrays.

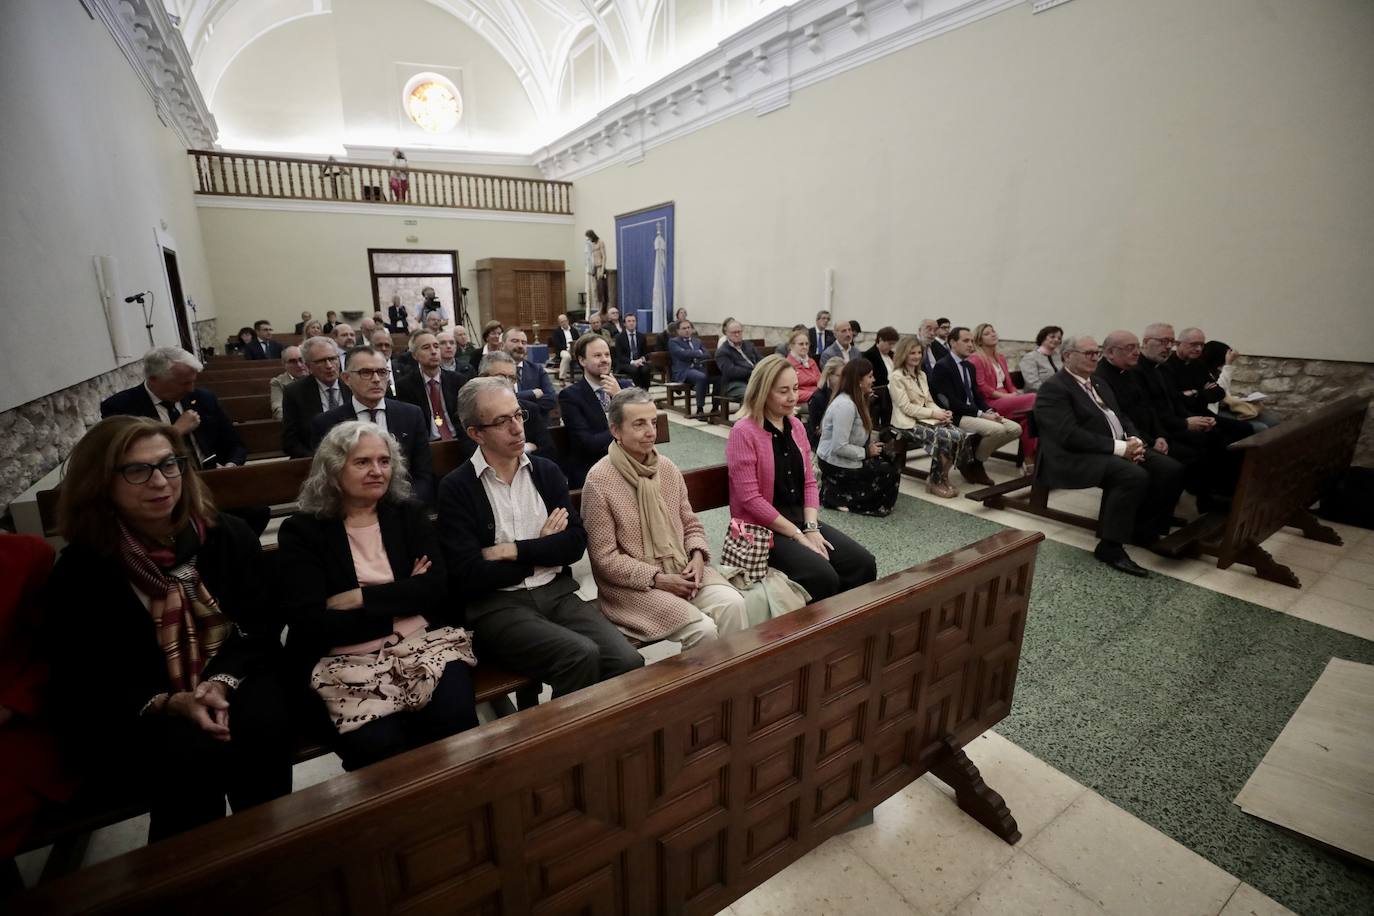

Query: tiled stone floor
[[18, 409, 1371, 916]]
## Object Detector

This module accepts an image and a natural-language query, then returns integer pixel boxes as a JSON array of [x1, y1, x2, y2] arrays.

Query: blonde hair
[[892, 336, 924, 378], [787, 328, 809, 350], [739, 354, 794, 423], [58, 416, 215, 551], [817, 357, 845, 392]]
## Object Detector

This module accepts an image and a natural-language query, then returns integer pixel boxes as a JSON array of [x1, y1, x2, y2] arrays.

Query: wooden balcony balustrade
[[188, 150, 573, 215]]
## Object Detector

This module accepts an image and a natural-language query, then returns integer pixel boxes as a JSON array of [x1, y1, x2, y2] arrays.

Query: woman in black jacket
[[278, 420, 477, 772], [46, 416, 291, 841]]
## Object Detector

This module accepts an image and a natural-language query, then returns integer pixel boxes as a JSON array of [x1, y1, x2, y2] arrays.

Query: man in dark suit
[[395, 330, 467, 444], [715, 319, 761, 399], [807, 310, 835, 359], [919, 318, 950, 371], [478, 351, 556, 459], [308, 347, 436, 504], [613, 312, 652, 390], [294, 311, 312, 335], [928, 327, 1021, 486], [503, 328, 556, 417], [281, 336, 346, 458], [242, 320, 284, 361], [861, 326, 900, 425], [101, 346, 249, 468], [557, 335, 632, 488], [438, 378, 642, 699], [602, 306, 623, 338], [1035, 334, 1184, 577]]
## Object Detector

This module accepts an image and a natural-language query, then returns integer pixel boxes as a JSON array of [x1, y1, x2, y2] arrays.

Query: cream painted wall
[[569, 0, 1374, 362], [196, 206, 575, 336], [0, 0, 217, 413]]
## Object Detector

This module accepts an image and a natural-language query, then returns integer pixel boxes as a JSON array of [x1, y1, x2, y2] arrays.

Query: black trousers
[[130, 671, 294, 842], [768, 522, 877, 602], [333, 661, 479, 772], [1093, 450, 1184, 544], [622, 363, 652, 391], [469, 575, 643, 698]]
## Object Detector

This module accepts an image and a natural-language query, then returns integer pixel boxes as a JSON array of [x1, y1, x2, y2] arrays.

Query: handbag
[[1221, 395, 1260, 420], [722, 518, 773, 584]]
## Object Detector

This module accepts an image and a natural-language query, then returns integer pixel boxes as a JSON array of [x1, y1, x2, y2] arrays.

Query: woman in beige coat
[[582, 389, 748, 647], [889, 337, 970, 498]]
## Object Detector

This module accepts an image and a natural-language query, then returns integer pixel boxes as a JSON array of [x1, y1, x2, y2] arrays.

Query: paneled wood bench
[[12, 528, 1042, 913]]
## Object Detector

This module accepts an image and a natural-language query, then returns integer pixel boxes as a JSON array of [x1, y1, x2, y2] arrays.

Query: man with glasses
[[308, 346, 435, 504], [101, 346, 246, 469], [396, 331, 466, 444], [478, 351, 556, 457], [438, 378, 643, 701], [1034, 334, 1184, 577], [242, 320, 282, 360], [281, 336, 346, 458], [270, 345, 310, 419]]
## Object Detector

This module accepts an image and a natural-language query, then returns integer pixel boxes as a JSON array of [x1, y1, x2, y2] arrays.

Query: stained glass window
[[404, 73, 462, 133]]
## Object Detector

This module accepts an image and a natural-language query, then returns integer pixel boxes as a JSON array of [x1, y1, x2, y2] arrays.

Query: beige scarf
[[607, 441, 688, 575]]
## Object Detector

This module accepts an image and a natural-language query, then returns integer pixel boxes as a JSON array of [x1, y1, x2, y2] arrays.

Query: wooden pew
[[12, 528, 1042, 913], [200, 363, 282, 379], [202, 377, 272, 399], [221, 395, 273, 422]]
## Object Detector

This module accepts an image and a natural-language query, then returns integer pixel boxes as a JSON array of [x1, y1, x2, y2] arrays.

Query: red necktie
[[427, 378, 454, 440]]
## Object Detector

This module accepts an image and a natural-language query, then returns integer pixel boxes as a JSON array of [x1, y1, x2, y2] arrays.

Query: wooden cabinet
[[474, 258, 566, 333]]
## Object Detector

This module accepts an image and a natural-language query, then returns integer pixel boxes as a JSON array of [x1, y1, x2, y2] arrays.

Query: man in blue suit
[[241, 320, 283, 360], [100, 346, 247, 468], [503, 328, 556, 418], [308, 346, 436, 504], [927, 326, 1021, 487], [556, 334, 631, 489]]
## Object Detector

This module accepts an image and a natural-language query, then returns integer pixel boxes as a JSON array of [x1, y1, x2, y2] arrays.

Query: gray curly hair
[[143, 346, 203, 379], [297, 420, 411, 517]]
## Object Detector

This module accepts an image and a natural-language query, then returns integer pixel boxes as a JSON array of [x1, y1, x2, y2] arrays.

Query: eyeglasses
[[1079, 349, 1104, 359], [1143, 337, 1177, 346], [475, 408, 529, 430], [349, 368, 391, 380], [116, 455, 187, 485], [310, 355, 340, 366]]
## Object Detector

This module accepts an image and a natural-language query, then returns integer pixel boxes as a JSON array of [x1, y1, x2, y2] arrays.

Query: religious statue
[[585, 229, 607, 310]]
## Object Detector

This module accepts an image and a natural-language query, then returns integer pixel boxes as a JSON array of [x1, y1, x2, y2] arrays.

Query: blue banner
[[614, 203, 674, 333]]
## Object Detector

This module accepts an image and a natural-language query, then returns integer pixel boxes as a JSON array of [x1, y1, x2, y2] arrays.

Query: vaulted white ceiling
[[163, 0, 786, 154]]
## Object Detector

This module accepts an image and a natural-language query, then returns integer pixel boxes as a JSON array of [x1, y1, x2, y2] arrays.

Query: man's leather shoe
[[1097, 552, 1150, 578], [959, 462, 995, 487]]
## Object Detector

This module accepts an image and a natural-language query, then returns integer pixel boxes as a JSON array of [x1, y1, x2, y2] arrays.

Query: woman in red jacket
[[970, 322, 1037, 472]]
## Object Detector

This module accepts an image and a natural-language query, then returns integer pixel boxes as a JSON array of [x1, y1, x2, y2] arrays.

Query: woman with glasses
[[45, 416, 292, 841], [278, 421, 477, 771]]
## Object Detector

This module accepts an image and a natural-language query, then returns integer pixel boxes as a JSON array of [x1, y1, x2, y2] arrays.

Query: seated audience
[[471, 320, 504, 372], [776, 324, 807, 356], [451, 325, 478, 368], [548, 313, 577, 382], [231, 326, 255, 355], [785, 328, 820, 402], [396, 331, 463, 443], [323, 310, 338, 335], [369, 328, 401, 396], [477, 351, 557, 457], [278, 422, 477, 772], [668, 319, 712, 418], [889, 337, 969, 498], [675, 306, 689, 325], [603, 306, 623, 337], [818, 320, 860, 364], [102, 346, 247, 469], [557, 334, 630, 488], [308, 347, 435, 504], [582, 389, 748, 648], [1139, 323, 1252, 441], [861, 326, 899, 388], [806, 357, 846, 448], [970, 322, 1037, 471], [438, 379, 644, 697], [1035, 334, 1184, 577], [918, 318, 951, 370], [614, 312, 653, 390], [817, 358, 900, 517], [587, 311, 616, 349], [1019, 325, 1064, 391], [504, 328, 556, 416], [935, 318, 952, 346], [302, 318, 324, 340], [715, 318, 761, 399], [331, 322, 356, 355], [431, 329, 456, 372], [270, 345, 309, 420], [1163, 327, 1260, 442], [387, 294, 409, 333], [808, 310, 835, 359], [242, 320, 282, 360], [726, 355, 877, 601], [928, 326, 1022, 486], [0, 535, 76, 858], [1202, 340, 1281, 432], [357, 317, 378, 340], [423, 312, 445, 336], [46, 416, 292, 841], [295, 310, 312, 336], [282, 336, 345, 459]]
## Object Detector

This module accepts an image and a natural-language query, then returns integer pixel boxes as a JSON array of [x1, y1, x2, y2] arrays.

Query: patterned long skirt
[[895, 424, 969, 485], [818, 457, 900, 517]]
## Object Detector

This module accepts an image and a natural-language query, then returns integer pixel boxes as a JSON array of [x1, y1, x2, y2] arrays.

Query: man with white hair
[[918, 318, 950, 371], [1033, 333, 1184, 577], [100, 346, 246, 468], [270, 345, 309, 419], [281, 335, 345, 458]]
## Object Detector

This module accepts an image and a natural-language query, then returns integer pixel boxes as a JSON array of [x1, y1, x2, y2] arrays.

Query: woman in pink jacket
[[970, 323, 1037, 470], [725, 355, 875, 601]]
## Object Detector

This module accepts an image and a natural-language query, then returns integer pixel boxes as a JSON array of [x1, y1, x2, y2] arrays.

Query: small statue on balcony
[[585, 229, 607, 309], [389, 148, 410, 202]]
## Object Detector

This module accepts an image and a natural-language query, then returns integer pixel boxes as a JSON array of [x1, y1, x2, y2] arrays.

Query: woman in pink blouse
[[970, 323, 1037, 470], [725, 355, 875, 601], [785, 328, 821, 402]]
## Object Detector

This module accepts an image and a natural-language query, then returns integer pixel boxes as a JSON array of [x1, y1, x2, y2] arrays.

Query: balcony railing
[[188, 150, 572, 215]]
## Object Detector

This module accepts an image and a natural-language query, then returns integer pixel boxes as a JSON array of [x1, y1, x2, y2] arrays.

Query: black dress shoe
[[1097, 552, 1150, 578], [959, 462, 995, 487]]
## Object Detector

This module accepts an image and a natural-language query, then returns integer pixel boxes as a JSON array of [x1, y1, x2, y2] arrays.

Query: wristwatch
[[802, 521, 821, 532]]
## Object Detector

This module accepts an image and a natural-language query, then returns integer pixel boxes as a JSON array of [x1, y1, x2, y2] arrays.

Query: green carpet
[[658, 422, 1374, 916]]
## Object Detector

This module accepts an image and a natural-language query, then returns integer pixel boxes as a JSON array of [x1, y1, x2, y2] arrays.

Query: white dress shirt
[[1068, 370, 1129, 456], [351, 396, 389, 434], [471, 449, 560, 591]]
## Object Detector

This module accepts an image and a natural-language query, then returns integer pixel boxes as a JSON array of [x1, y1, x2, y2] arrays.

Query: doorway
[[162, 247, 194, 353]]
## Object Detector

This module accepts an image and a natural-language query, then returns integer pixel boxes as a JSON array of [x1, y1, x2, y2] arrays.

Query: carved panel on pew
[[13, 530, 1040, 914]]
